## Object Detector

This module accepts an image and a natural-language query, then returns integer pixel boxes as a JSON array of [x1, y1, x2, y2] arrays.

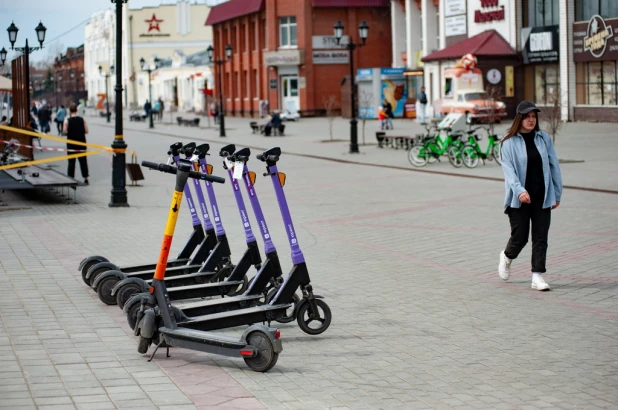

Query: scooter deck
[[166, 280, 245, 301], [124, 263, 202, 280], [174, 294, 264, 317], [178, 304, 292, 332], [119, 258, 189, 274], [159, 326, 248, 348], [142, 270, 216, 287]]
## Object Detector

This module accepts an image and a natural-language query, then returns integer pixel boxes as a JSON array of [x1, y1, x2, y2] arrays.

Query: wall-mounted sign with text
[[312, 50, 349, 65], [444, 0, 466, 17], [521, 25, 559, 64], [475, 0, 505, 23], [140, 13, 170, 37], [264, 50, 305, 66], [312, 35, 349, 49], [573, 15, 618, 62]]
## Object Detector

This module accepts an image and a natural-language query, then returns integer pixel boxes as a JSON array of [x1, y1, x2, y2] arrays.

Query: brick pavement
[[0, 115, 617, 409]]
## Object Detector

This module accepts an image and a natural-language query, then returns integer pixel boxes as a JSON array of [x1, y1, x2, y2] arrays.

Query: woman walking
[[498, 101, 562, 291]]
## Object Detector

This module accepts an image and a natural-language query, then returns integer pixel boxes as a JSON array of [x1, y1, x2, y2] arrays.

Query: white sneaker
[[498, 251, 511, 281], [531, 274, 550, 291]]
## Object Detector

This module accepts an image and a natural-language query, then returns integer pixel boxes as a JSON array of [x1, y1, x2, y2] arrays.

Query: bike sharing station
[[78, 143, 331, 372]]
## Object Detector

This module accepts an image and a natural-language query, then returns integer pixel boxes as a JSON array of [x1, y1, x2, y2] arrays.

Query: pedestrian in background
[[38, 103, 51, 133], [498, 101, 562, 291], [417, 86, 427, 125], [63, 103, 90, 185], [55, 105, 66, 135]]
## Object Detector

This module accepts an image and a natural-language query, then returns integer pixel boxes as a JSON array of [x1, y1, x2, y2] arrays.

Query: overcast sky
[[0, 0, 225, 65]]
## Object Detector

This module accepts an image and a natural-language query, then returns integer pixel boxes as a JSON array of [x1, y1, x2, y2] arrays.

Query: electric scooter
[[90, 142, 234, 306], [110, 143, 263, 307], [123, 145, 293, 329], [127, 147, 329, 336], [135, 158, 283, 372]]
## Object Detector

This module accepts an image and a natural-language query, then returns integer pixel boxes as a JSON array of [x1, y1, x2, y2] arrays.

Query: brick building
[[205, 0, 392, 117], [53, 45, 86, 106]]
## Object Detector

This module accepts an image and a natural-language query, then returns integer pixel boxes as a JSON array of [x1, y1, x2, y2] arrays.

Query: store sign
[[264, 50, 304, 66], [444, 0, 466, 17], [312, 35, 349, 49], [312, 50, 349, 65], [573, 15, 618, 62], [474, 0, 505, 23], [487, 68, 501, 84], [521, 25, 559, 64], [445, 15, 467, 37], [269, 79, 277, 89]]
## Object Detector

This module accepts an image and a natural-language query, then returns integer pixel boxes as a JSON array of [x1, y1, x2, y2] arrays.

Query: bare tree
[[323, 94, 337, 141], [542, 86, 563, 144], [34, 42, 65, 71], [358, 90, 374, 145], [483, 85, 504, 135]]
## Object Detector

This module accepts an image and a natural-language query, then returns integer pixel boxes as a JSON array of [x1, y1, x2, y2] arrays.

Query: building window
[[524, 0, 559, 27], [534, 64, 560, 104], [575, 0, 618, 21], [576, 61, 617, 105], [279, 16, 297, 48]]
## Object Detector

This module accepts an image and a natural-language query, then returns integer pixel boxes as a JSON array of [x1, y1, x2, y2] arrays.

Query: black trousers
[[67, 148, 89, 180], [504, 202, 551, 273]]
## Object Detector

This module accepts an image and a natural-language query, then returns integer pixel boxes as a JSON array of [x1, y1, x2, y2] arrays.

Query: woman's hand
[[552, 201, 560, 210], [518, 191, 531, 203]]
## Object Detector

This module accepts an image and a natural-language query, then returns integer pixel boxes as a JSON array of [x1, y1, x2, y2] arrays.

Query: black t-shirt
[[521, 131, 545, 203]]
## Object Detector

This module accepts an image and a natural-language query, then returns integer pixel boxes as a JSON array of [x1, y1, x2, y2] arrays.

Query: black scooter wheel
[[228, 275, 249, 296], [297, 299, 331, 335], [266, 289, 299, 324], [137, 336, 151, 354], [97, 277, 119, 305], [127, 303, 141, 330], [116, 283, 143, 310], [244, 331, 278, 372], [81, 258, 105, 284], [88, 266, 113, 288]]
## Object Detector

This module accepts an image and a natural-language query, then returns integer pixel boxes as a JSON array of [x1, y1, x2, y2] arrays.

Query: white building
[[84, 9, 117, 108]]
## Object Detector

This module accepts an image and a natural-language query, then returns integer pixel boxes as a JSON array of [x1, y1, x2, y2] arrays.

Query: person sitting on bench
[[263, 111, 282, 136]]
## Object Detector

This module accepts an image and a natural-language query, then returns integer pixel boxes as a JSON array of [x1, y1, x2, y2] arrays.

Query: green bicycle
[[408, 127, 465, 168], [460, 127, 502, 169]]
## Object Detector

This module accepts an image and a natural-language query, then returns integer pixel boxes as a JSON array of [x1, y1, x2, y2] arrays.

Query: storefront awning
[[422, 29, 517, 62], [311, 0, 390, 6], [205, 0, 264, 26]]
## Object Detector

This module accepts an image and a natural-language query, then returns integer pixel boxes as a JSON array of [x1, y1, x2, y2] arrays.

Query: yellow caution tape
[[0, 150, 104, 171]]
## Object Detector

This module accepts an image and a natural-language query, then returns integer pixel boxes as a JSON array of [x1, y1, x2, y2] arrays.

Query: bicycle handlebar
[[141, 161, 225, 184]]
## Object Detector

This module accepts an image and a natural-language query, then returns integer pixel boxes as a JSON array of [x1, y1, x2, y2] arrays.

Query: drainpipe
[[129, 14, 137, 108]]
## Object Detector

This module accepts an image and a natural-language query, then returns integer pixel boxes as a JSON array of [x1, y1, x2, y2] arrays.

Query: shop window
[[524, 0, 559, 27], [444, 78, 452, 98], [534, 64, 560, 104], [576, 61, 618, 105], [279, 16, 297, 48], [575, 0, 618, 21]]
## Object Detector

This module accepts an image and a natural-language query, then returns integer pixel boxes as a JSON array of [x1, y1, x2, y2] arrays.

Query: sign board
[[269, 79, 277, 89], [445, 15, 467, 37], [438, 113, 466, 132], [487, 68, 501, 84], [298, 76, 306, 89], [505, 65, 514, 97], [474, 0, 505, 23], [573, 15, 618, 62], [444, 0, 466, 17], [312, 35, 349, 49], [264, 50, 304, 66], [312, 50, 349, 65], [521, 25, 559, 64]]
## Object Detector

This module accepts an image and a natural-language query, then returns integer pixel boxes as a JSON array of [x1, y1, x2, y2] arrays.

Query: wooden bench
[[375, 132, 417, 150]]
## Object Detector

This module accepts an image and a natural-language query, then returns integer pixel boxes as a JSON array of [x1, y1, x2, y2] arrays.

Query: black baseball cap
[[516, 100, 541, 115]]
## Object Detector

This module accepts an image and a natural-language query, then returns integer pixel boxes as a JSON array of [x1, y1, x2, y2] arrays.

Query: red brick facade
[[208, 0, 392, 117], [53, 45, 86, 106]]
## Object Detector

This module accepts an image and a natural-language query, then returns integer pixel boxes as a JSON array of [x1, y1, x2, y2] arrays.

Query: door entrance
[[280, 75, 299, 113]]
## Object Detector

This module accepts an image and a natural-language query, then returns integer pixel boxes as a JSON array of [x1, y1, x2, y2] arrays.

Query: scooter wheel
[[97, 277, 119, 305], [127, 303, 141, 330], [88, 265, 117, 288], [228, 275, 249, 296], [244, 331, 278, 372], [137, 336, 151, 354], [116, 283, 143, 310], [297, 299, 331, 335], [80, 257, 107, 284]]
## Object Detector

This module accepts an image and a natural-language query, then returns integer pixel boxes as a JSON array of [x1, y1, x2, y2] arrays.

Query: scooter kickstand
[[148, 341, 171, 362]]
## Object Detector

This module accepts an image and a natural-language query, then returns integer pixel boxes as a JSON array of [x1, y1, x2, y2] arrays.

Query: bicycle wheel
[[408, 144, 428, 167], [491, 143, 502, 165], [462, 145, 480, 168], [447, 145, 463, 168]]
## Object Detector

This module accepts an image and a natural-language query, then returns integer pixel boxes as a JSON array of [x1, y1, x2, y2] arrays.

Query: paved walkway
[[0, 114, 617, 409]]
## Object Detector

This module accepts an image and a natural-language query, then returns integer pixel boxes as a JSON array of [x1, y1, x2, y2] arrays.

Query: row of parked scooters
[[77, 142, 331, 372]]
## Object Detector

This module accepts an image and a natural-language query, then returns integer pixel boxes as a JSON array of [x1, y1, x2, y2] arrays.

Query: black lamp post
[[110, 0, 129, 207], [334, 20, 369, 154], [0, 47, 7, 66], [5, 20, 47, 118], [99, 64, 114, 123], [207, 44, 232, 137], [140, 56, 159, 129]]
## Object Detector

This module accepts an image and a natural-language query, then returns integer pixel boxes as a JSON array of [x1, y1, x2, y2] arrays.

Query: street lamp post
[[140, 57, 158, 129], [110, 0, 129, 207], [333, 20, 369, 154], [207, 44, 232, 138], [4, 20, 47, 117], [99, 65, 114, 123], [0, 47, 7, 66]]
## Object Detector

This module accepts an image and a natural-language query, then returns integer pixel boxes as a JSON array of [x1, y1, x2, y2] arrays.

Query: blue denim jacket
[[500, 130, 563, 210]]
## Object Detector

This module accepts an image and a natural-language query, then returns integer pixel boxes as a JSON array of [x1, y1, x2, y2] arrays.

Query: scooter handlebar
[[256, 154, 279, 162], [141, 161, 225, 184]]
